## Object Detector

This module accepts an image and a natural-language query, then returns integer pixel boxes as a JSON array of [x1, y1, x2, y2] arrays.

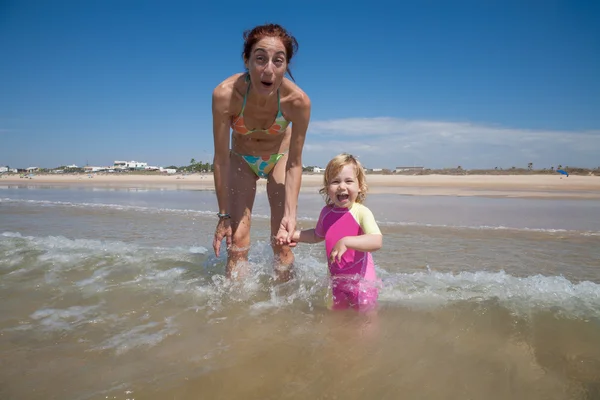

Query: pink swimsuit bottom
[[330, 272, 379, 312]]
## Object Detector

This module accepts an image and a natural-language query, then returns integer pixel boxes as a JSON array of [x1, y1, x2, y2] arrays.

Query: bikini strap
[[240, 74, 251, 115], [276, 89, 282, 117]]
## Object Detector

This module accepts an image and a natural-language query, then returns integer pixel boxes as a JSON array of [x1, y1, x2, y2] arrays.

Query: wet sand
[[3, 173, 600, 199]]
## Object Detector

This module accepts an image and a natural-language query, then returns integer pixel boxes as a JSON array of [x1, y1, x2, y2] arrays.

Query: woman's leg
[[266, 152, 295, 282], [226, 152, 259, 280]]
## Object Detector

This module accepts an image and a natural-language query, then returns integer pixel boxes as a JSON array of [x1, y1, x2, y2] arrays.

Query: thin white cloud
[[304, 117, 600, 169]]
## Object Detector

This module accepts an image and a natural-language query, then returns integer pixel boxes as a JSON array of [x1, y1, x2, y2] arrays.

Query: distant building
[[84, 166, 107, 172], [114, 160, 148, 170], [307, 166, 325, 173], [395, 166, 424, 173]]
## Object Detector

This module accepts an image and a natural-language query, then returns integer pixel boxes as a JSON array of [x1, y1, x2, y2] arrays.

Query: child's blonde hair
[[319, 153, 368, 205]]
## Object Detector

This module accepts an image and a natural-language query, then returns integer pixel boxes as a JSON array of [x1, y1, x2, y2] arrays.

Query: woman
[[211, 23, 311, 281]]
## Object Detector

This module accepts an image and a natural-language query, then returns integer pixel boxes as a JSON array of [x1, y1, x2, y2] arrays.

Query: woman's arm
[[277, 91, 312, 243], [211, 82, 233, 256], [212, 84, 232, 214]]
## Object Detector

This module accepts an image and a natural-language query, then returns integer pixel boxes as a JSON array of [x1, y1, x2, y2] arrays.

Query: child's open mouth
[[337, 194, 349, 202]]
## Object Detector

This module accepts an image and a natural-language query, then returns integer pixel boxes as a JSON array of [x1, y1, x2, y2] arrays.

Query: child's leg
[[355, 285, 379, 313], [330, 279, 352, 310], [330, 276, 380, 311], [355, 280, 380, 339]]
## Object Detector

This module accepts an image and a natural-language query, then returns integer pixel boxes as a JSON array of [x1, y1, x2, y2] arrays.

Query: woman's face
[[245, 36, 287, 96]]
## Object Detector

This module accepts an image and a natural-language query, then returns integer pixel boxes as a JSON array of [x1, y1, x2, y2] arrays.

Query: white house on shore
[[114, 160, 148, 170], [84, 166, 109, 172], [305, 166, 325, 173], [395, 166, 425, 173]]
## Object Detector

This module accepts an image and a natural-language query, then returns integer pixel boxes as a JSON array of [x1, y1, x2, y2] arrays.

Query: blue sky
[[1, 0, 599, 170]]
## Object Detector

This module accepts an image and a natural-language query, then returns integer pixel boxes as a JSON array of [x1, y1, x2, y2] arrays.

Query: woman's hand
[[275, 215, 297, 246], [213, 218, 232, 257]]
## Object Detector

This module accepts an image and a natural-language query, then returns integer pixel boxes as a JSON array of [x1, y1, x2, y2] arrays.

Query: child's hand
[[276, 230, 300, 248], [330, 238, 348, 264], [287, 234, 299, 248]]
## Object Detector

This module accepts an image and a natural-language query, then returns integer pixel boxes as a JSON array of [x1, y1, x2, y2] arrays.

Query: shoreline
[[2, 173, 600, 200]]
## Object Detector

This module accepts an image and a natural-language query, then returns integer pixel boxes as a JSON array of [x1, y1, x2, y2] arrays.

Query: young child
[[291, 153, 383, 312]]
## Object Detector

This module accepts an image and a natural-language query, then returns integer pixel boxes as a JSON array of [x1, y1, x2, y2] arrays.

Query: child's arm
[[330, 234, 382, 263], [290, 206, 328, 246], [345, 204, 383, 252], [292, 229, 324, 244], [339, 234, 383, 252]]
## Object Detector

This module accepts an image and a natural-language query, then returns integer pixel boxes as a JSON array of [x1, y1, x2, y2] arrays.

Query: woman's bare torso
[[227, 73, 293, 156]]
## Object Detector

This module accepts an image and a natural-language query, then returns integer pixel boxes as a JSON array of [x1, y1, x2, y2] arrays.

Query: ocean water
[[1, 185, 600, 399]]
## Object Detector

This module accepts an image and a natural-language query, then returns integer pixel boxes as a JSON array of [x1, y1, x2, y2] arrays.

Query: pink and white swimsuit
[[315, 203, 382, 311]]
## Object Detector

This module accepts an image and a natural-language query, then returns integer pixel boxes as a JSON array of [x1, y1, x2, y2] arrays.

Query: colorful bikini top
[[230, 75, 291, 135]]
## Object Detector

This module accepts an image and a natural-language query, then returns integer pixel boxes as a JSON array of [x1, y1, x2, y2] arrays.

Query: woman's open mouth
[[261, 81, 273, 87]]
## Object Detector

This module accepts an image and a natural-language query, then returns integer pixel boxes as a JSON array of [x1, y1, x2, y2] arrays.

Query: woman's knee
[[271, 241, 293, 259], [230, 230, 251, 254]]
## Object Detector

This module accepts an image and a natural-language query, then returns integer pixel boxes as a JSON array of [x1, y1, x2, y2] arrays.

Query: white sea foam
[[379, 269, 600, 318], [29, 304, 103, 331], [2, 232, 600, 323], [90, 317, 178, 355]]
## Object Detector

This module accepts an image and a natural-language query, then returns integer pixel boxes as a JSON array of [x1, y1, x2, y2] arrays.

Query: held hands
[[275, 215, 297, 247], [213, 218, 232, 257], [329, 238, 348, 264]]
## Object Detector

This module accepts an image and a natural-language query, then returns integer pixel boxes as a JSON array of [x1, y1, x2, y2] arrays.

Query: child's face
[[327, 164, 361, 208]]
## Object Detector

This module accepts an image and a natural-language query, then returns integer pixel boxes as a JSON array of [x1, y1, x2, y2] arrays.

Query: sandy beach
[[2, 173, 600, 199]]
